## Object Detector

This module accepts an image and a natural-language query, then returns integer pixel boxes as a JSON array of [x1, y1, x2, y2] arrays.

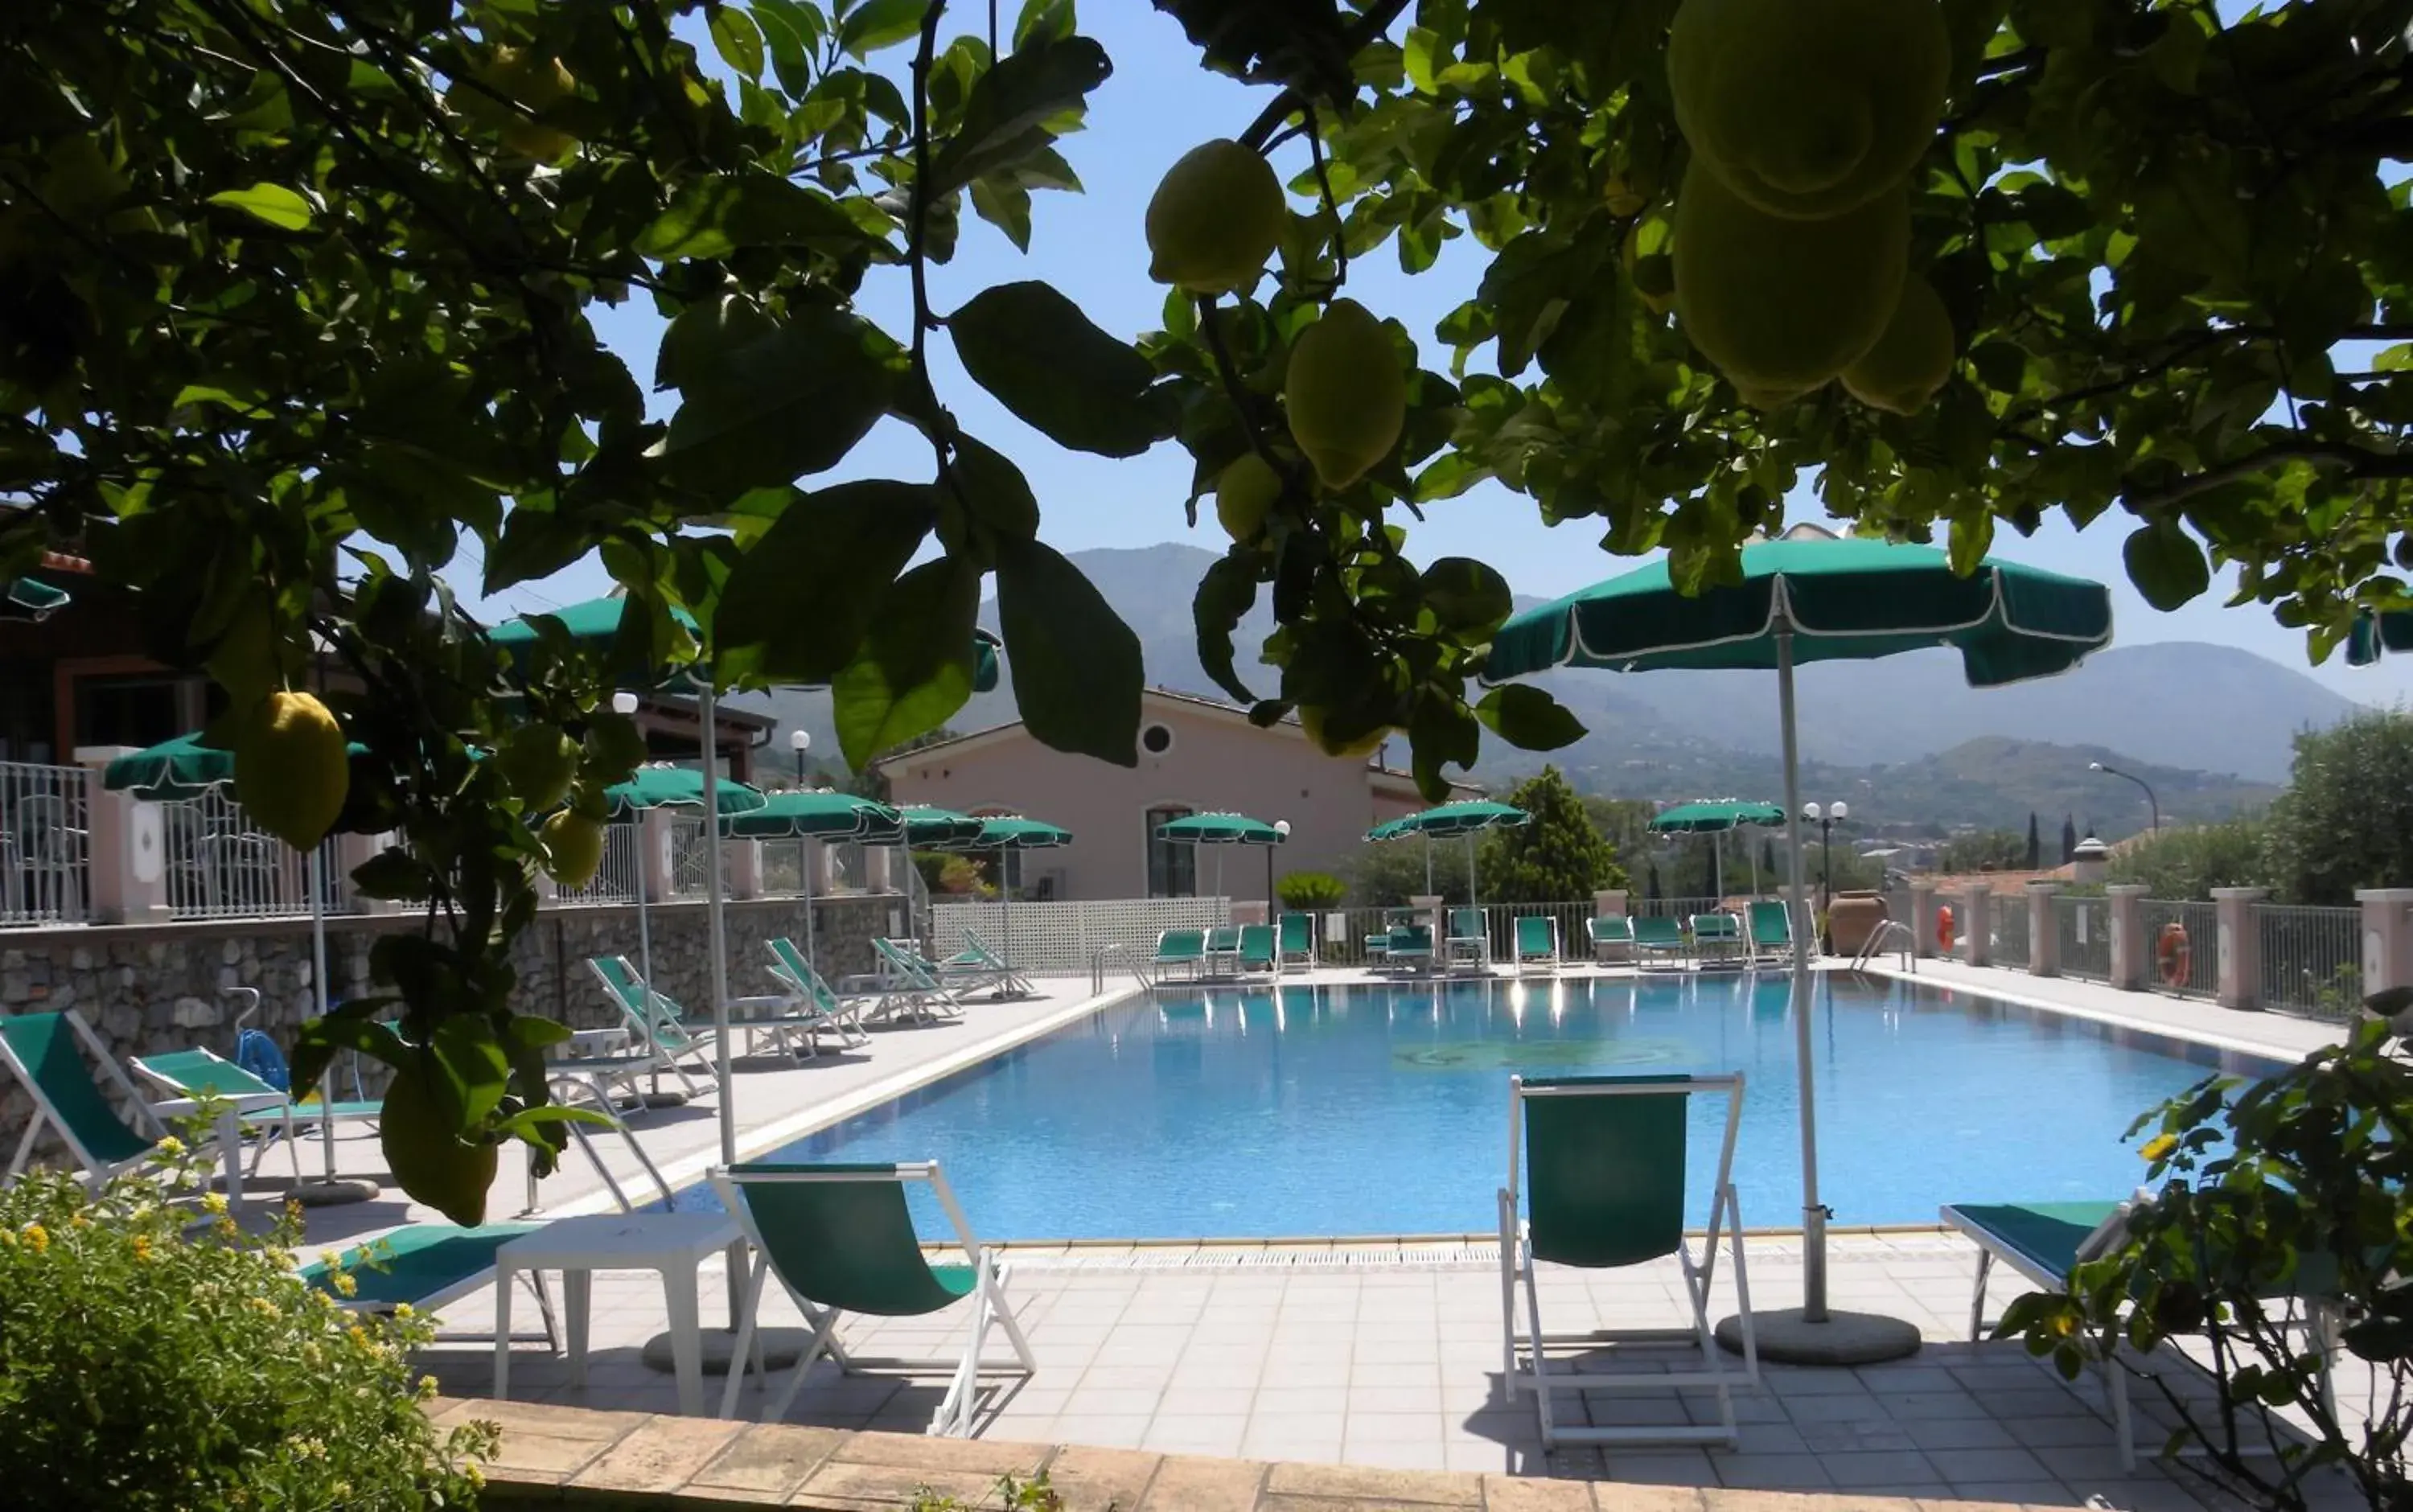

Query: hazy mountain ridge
[[733, 541, 2358, 830]]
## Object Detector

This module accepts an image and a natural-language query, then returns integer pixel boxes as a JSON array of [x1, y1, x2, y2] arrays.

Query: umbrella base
[[288, 1177, 380, 1207], [1716, 1306, 1921, 1366], [635, 1091, 690, 1108], [643, 1325, 816, 1377]]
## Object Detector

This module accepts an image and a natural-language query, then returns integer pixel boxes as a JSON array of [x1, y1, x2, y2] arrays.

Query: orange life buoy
[[1936, 903, 1956, 954], [2157, 922, 2191, 988]]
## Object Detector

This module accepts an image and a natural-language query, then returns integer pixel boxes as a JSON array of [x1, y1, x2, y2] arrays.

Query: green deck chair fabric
[[1522, 1074, 1692, 1269], [1946, 1201, 2122, 1283], [1747, 902, 1791, 951], [134, 1046, 384, 1122], [1389, 923, 1434, 958], [1449, 909, 1485, 942], [298, 1222, 544, 1310], [1154, 929, 1205, 964], [767, 937, 835, 1007], [0, 1011, 155, 1167], [1516, 915, 1556, 961], [1632, 916, 1686, 952], [1589, 916, 1634, 947], [1693, 914, 1740, 942], [726, 1162, 976, 1317], [1238, 924, 1276, 968], [1278, 913, 1314, 960]]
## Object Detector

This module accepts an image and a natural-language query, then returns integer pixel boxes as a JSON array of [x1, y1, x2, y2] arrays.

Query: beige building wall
[[878, 692, 1457, 901]]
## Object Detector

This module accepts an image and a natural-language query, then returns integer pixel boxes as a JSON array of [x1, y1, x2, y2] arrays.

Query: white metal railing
[[1989, 890, 2030, 970], [2053, 894, 2111, 982], [161, 790, 349, 919], [2257, 903, 2362, 1020], [668, 817, 734, 898], [553, 821, 639, 906], [0, 761, 88, 926], [2138, 898, 2218, 998], [827, 840, 866, 894]]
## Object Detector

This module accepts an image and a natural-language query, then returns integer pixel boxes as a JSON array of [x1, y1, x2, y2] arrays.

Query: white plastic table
[[492, 1211, 742, 1415]]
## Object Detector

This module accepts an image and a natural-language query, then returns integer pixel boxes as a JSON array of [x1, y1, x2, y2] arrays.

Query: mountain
[[730, 541, 2360, 823]]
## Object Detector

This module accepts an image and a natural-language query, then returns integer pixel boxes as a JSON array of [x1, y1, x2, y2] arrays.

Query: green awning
[[959, 815, 1073, 851], [1484, 533, 2113, 685], [101, 730, 369, 802], [1649, 799, 1786, 833], [1367, 800, 1529, 842], [721, 789, 898, 840], [1156, 812, 1286, 845], [896, 806, 989, 848], [602, 765, 766, 816], [2, 577, 68, 622]]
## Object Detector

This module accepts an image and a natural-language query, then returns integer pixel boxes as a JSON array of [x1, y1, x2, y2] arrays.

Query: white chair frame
[[711, 1161, 1036, 1436], [1498, 1071, 1759, 1448], [1, 1008, 172, 1192]]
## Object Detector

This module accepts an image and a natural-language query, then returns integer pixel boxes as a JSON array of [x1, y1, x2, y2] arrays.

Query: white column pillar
[[2213, 887, 2266, 1010], [2357, 888, 2413, 996], [76, 758, 171, 924], [2028, 882, 2062, 978], [1908, 881, 1938, 959], [1593, 889, 1629, 918], [1960, 882, 1992, 968], [727, 837, 762, 902], [2107, 884, 2148, 991], [639, 809, 678, 902]]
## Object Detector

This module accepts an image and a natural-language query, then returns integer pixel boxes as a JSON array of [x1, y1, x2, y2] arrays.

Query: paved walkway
[[1856, 958, 2345, 1062]]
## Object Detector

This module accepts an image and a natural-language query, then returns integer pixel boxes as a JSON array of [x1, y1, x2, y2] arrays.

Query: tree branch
[[1235, 0, 1416, 152], [2126, 442, 2413, 510]]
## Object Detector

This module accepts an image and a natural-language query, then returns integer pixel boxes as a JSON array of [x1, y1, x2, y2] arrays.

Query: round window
[[1141, 723, 1174, 755]]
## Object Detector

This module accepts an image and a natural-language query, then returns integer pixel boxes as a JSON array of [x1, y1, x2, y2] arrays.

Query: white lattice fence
[[931, 897, 1231, 975]]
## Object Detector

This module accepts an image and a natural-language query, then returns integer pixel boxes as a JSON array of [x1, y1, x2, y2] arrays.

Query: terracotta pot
[[1826, 892, 1889, 957]]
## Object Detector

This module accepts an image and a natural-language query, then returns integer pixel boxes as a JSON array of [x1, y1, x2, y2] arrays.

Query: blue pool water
[[689, 976, 2283, 1240]]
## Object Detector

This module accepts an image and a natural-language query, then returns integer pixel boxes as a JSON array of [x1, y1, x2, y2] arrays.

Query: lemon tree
[[16, 0, 2413, 1184]]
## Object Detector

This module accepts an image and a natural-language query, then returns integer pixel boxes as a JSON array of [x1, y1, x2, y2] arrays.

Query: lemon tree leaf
[[2123, 520, 2211, 612], [656, 306, 903, 500], [717, 480, 935, 683], [948, 281, 1167, 457], [995, 536, 1141, 765], [205, 183, 312, 230], [831, 555, 981, 769], [925, 35, 1110, 199], [1475, 684, 1585, 750]]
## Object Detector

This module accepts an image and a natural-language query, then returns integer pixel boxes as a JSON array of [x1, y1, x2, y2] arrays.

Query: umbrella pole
[[290, 844, 371, 1205], [801, 837, 816, 980], [1777, 625, 1826, 1321], [699, 683, 741, 1331], [1424, 835, 1433, 896], [1713, 832, 1724, 903], [635, 826, 664, 1102], [1465, 832, 1478, 910]]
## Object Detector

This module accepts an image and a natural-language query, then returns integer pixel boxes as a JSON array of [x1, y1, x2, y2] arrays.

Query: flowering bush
[[0, 1136, 496, 1509]]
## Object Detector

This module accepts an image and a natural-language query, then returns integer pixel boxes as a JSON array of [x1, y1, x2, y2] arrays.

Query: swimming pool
[[688, 975, 2286, 1240]]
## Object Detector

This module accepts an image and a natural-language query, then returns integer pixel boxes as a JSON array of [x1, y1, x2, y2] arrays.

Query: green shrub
[[1276, 871, 1346, 910], [0, 1136, 496, 1509], [2109, 815, 2270, 898]]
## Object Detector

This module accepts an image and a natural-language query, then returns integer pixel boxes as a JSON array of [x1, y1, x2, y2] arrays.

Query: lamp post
[[1801, 800, 1849, 950], [2088, 759, 2158, 833], [790, 728, 811, 788], [1269, 819, 1290, 906]]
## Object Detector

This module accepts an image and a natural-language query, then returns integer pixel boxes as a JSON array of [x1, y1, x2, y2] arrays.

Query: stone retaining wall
[[0, 892, 904, 1153]]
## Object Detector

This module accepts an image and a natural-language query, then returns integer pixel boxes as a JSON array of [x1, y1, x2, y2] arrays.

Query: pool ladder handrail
[[1091, 941, 1157, 994], [1852, 918, 1916, 974]]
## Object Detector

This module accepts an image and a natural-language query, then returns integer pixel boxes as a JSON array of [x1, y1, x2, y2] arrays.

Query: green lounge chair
[[1386, 921, 1436, 972], [298, 1222, 558, 1349], [0, 1009, 192, 1197], [1201, 926, 1243, 977], [1446, 907, 1491, 970], [1236, 922, 1277, 975], [1152, 927, 1206, 981], [712, 1161, 1035, 1435], [588, 955, 720, 1088], [1500, 1072, 1757, 1448], [1630, 914, 1689, 968], [945, 928, 1034, 999], [1586, 914, 1634, 963], [1514, 914, 1560, 973], [1745, 900, 1794, 962], [764, 939, 885, 1050], [1941, 1198, 2343, 1469], [1277, 912, 1317, 969], [870, 938, 968, 1023], [1691, 911, 1746, 966], [130, 1045, 381, 1185]]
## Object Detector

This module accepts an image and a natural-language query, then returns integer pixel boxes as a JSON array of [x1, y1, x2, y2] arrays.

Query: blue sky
[[463, 3, 2408, 704]]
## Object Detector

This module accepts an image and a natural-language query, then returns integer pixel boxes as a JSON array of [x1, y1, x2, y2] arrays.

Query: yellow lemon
[[1145, 139, 1286, 294], [496, 726, 581, 812], [1285, 299, 1406, 491], [1298, 706, 1389, 761], [1214, 453, 1283, 544], [1673, 166, 1908, 396], [1668, 0, 1948, 219], [1840, 275, 1957, 414], [232, 692, 350, 851], [450, 47, 578, 160], [538, 810, 605, 890], [379, 1061, 496, 1228]]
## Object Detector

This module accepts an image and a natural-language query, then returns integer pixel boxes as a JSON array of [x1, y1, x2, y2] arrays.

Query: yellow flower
[[129, 1235, 154, 1262], [201, 1192, 228, 1216], [69, 1214, 90, 1230], [21, 1223, 48, 1254], [319, 1249, 341, 1270], [418, 1374, 440, 1400], [328, 1485, 350, 1502], [393, 1301, 415, 1319], [214, 1218, 240, 1242], [246, 1296, 280, 1317], [1, 1227, 16, 1247], [2140, 1133, 2179, 1162], [332, 1272, 357, 1298], [347, 1325, 372, 1350], [463, 1463, 485, 1489], [156, 1136, 185, 1157]]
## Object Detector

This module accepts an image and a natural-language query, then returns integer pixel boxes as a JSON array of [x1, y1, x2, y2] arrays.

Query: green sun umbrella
[[929, 816, 1071, 973], [1366, 800, 1529, 904], [1156, 812, 1289, 903], [1649, 799, 1787, 899], [721, 791, 902, 974], [605, 765, 767, 816], [1484, 524, 2112, 1359]]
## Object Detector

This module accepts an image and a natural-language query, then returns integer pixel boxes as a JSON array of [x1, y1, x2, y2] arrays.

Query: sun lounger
[[1514, 914, 1560, 973], [713, 1161, 1034, 1435], [1691, 911, 1747, 966], [1446, 907, 1491, 969], [764, 939, 883, 1050], [1, 1009, 199, 1198], [1152, 927, 1206, 981], [1237, 922, 1277, 975], [870, 938, 970, 1023], [1631, 914, 1689, 968], [1500, 1073, 1757, 1447], [130, 1045, 381, 1183], [1588, 914, 1634, 963], [1201, 926, 1243, 978], [945, 928, 1034, 999], [1385, 921, 1435, 972], [587, 955, 720, 1088], [1745, 900, 1794, 963], [298, 1222, 558, 1348], [1277, 912, 1317, 969]]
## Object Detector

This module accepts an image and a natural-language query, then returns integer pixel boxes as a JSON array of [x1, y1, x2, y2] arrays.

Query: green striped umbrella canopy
[[2, 577, 68, 621], [896, 806, 988, 848], [1367, 800, 1529, 842], [1648, 799, 1786, 833], [963, 815, 1073, 850], [1481, 526, 2112, 1347], [602, 765, 765, 816], [2348, 610, 2413, 666], [101, 730, 372, 802], [1156, 812, 1285, 845], [721, 790, 898, 840]]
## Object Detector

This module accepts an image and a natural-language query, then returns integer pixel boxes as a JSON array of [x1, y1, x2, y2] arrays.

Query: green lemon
[[1285, 299, 1407, 491], [539, 810, 606, 890], [232, 692, 350, 851], [379, 1061, 496, 1228], [1145, 139, 1286, 294], [1840, 275, 1957, 415], [497, 726, 582, 812], [1214, 453, 1283, 544]]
